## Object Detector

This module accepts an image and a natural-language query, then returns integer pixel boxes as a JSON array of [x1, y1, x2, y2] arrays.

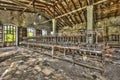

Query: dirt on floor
[[0, 47, 120, 80]]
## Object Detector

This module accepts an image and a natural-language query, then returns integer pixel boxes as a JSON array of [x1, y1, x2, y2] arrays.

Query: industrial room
[[0, 0, 120, 80]]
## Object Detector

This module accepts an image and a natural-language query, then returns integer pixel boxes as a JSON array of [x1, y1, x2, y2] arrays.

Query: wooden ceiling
[[0, 0, 120, 28]]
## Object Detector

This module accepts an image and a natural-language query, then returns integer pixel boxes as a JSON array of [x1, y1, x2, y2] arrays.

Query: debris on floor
[[0, 48, 120, 80]]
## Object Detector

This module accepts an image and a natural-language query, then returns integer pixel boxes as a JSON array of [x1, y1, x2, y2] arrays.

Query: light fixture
[[38, 15, 41, 19], [33, 22, 37, 25]]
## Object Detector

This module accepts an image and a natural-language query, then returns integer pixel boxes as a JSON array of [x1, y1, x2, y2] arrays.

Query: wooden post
[[52, 46, 54, 58], [64, 48, 66, 57]]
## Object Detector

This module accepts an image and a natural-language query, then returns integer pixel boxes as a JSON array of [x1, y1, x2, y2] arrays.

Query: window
[[4, 25, 16, 42], [27, 27, 36, 37]]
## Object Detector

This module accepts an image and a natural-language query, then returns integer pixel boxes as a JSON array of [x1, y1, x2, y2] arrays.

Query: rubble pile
[[0, 48, 120, 80], [0, 48, 70, 80]]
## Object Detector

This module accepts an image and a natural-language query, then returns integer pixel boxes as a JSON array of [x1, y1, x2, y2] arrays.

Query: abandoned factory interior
[[0, 0, 120, 80]]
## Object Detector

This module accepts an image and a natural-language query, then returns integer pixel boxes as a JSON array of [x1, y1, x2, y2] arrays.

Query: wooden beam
[[0, 8, 30, 13], [40, 0, 107, 24], [86, 0, 90, 5], [71, 0, 82, 23], [115, 0, 119, 16], [57, 21, 64, 28], [0, 1, 20, 6], [9, 0, 51, 19], [55, 6, 70, 25], [55, 6, 71, 26], [55, 5, 73, 26], [27, 0, 53, 6], [19, 0, 46, 7], [100, 4, 104, 20], [0, 49, 19, 62], [58, 0, 74, 25], [71, 0, 80, 24], [93, 0, 97, 22], [106, 1, 111, 18], [64, 0, 77, 25], [0, 6, 37, 13], [22, 0, 34, 13], [46, 6, 68, 27], [56, 1, 73, 26], [78, 0, 86, 22], [56, 0, 107, 19], [93, 5, 97, 22]]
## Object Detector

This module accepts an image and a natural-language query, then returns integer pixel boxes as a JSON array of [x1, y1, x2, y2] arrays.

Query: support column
[[86, 5, 94, 44], [16, 26, 18, 46], [52, 19, 57, 35]]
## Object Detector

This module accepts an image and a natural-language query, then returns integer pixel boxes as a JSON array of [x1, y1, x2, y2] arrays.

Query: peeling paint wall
[[0, 10, 52, 34], [59, 16, 120, 35]]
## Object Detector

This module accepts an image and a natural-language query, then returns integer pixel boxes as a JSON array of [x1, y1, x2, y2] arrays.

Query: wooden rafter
[[100, 3, 104, 20], [27, 0, 53, 6], [0, 0, 119, 28], [55, 4, 73, 26], [46, 6, 68, 27], [9, 0, 51, 19], [64, 0, 76, 25], [94, 0, 97, 22], [46, 5, 66, 28], [55, 6, 71, 26], [71, 0, 82, 23], [70, 0, 80, 24], [78, 0, 86, 22], [0, 7, 34, 13], [57, 1, 73, 26], [115, 0, 120, 16]]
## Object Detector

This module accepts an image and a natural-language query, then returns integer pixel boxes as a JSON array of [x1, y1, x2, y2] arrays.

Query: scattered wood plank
[[0, 48, 20, 63]]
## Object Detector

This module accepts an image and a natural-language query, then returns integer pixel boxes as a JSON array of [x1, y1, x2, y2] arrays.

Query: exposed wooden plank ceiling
[[0, 0, 120, 28]]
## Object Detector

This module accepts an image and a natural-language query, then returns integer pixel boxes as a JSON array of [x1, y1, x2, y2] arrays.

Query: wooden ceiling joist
[[71, 0, 82, 23], [78, 0, 86, 22], [55, 4, 73, 26], [54, 7, 71, 26], [9, 0, 50, 19], [64, 0, 77, 25], [115, 0, 120, 17], [56, 1, 73, 26], [0, 0, 119, 28]]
